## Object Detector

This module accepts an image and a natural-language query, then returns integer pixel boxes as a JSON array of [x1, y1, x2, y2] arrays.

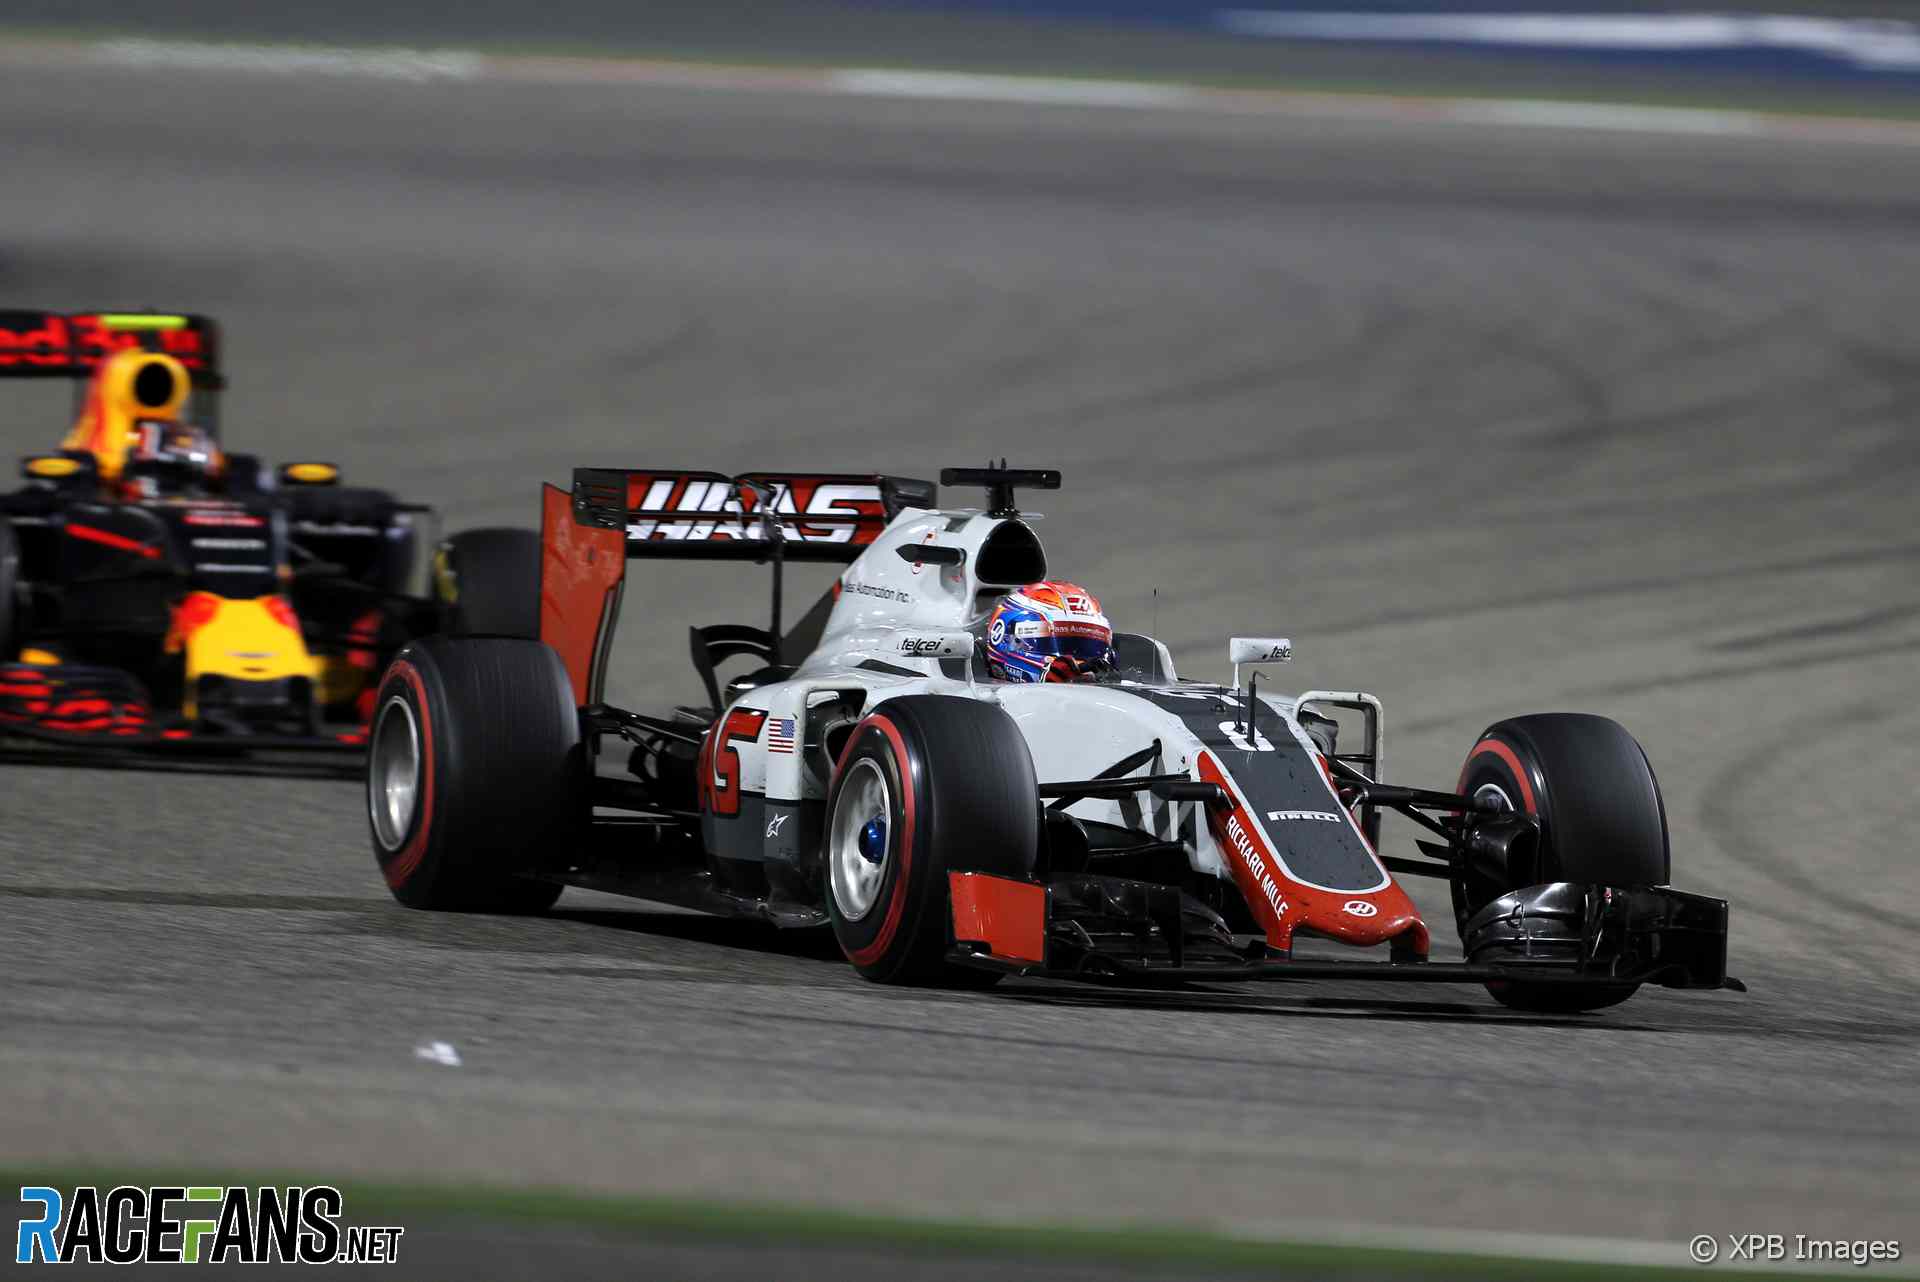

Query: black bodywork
[[1, 473, 435, 743], [0, 310, 456, 748]]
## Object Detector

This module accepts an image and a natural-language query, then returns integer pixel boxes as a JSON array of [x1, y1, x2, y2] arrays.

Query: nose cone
[[1283, 881, 1429, 956]]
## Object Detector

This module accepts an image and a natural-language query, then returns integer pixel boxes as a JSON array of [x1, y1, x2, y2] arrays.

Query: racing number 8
[[708, 708, 768, 817]]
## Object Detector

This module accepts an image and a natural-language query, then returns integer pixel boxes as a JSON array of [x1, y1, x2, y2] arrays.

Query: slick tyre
[[438, 527, 541, 639], [824, 695, 1040, 986], [368, 637, 580, 912], [1458, 712, 1669, 1013]]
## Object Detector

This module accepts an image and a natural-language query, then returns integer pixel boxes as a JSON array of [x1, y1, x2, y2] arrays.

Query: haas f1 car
[[0, 310, 537, 749], [365, 464, 1738, 1011]]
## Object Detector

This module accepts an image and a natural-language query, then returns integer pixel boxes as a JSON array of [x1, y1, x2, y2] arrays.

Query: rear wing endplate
[[541, 469, 936, 705], [0, 310, 223, 388]]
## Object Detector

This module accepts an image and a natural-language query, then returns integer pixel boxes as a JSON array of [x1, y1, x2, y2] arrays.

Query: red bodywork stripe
[[1197, 751, 1294, 950], [66, 522, 161, 559]]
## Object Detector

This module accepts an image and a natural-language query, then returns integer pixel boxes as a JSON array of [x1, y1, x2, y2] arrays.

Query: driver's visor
[[1046, 632, 1114, 662]]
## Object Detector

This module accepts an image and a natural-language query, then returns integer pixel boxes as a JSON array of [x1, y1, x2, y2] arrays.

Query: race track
[[2, 50, 1917, 1271]]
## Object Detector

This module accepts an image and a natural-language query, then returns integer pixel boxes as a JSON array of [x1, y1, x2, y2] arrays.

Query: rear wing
[[542, 469, 937, 703], [0, 310, 223, 388], [570, 468, 935, 563]]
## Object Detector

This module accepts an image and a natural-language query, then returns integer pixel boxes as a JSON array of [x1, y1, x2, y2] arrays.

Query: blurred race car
[[0, 309, 536, 750], [363, 463, 1739, 1011]]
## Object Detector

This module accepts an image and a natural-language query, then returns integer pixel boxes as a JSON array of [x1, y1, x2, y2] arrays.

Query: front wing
[[0, 661, 364, 752], [945, 872, 1741, 992]]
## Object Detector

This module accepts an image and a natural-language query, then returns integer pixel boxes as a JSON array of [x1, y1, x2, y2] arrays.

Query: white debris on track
[[413, 1041, 463, 1067]]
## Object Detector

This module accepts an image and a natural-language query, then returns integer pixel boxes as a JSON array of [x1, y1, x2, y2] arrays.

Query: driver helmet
[[122, 419, 223, 498], [984, 581, 1115, 683]]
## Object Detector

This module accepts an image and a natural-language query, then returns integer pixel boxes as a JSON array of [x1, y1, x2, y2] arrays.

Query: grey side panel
[[702, 792, 822, 867]]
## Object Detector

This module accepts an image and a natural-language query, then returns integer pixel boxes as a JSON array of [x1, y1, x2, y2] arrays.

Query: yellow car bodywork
[[60, 347, 193, 484], [166, 593, 321, 717]]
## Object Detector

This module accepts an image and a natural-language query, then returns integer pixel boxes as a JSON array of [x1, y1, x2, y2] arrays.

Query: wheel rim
[[369, 694, 421, 851], [1473, 782, 1514, 814], [829, 757, 892, 922]]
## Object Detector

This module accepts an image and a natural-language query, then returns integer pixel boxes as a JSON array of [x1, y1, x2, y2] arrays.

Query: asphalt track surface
[[2, 50, 1918, 1277]]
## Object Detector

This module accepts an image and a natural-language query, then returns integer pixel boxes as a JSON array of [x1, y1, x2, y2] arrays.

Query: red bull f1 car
[[363, 463, 1739, 1010], [0, 309, 537, 751]]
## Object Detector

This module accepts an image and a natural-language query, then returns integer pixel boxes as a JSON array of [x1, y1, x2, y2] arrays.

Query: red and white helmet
[[984, 581, 1115, 683]]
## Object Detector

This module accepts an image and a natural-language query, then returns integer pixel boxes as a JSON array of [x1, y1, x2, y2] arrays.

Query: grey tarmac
[[0, 47, 1915, 1277]]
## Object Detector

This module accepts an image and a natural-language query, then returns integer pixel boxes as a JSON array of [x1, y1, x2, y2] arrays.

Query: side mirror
[[21, 451, 95, 485], [278, 462, 340, 487], [895, 543, 964, 567], [1228, 635, 1292, 685]]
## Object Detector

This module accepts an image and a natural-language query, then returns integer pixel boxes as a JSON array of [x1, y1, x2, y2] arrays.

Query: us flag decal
[[767, 717, 797, 753]]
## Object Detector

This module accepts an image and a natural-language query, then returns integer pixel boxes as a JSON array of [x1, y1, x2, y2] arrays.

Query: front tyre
[[824, 695, 1039, 985], [1457, 712, 1669, 1013], [368, 636, 581, 912]]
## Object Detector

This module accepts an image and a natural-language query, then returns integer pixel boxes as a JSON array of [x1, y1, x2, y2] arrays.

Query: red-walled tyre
[[824, 696, 1039, 986], [367, 636, 580, 912], [1457, 712, 1669, 1013]]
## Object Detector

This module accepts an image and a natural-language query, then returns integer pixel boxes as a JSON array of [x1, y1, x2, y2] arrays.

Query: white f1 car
[[364, 464, 1737, 1011]]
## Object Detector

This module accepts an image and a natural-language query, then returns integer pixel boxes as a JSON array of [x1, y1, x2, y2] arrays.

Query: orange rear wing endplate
[[540, 483, 626, 706], [542, 469, 936, 706]]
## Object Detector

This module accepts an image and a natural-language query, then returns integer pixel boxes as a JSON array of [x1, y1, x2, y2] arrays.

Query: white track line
[[1214, 11, 1920, 74], [829, 68, 1191, 109], [98, 36, 481, 81], [29, 35, 1920, 146]]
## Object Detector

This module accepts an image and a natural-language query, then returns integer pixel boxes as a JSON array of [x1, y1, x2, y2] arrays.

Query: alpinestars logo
[[16, 1185, 404, 1265]]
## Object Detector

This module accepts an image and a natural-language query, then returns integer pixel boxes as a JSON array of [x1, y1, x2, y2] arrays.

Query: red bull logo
[[0, 312, 213, 372]]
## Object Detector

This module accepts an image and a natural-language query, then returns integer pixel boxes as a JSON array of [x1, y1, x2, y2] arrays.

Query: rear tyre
[[367, 636, 580, 912], [438, 527, 541, 639], [824, 695, 1039, 986], [1457, 712, 1668, 1013]]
